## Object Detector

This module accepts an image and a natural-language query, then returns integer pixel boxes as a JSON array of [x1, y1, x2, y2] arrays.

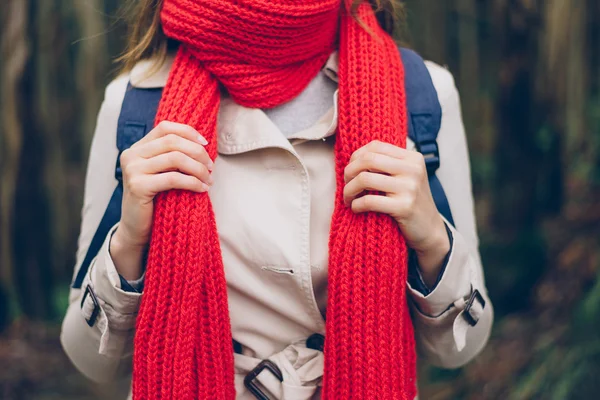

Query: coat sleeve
[[406, 61, 493, 369], [60, 74, 143, 383]]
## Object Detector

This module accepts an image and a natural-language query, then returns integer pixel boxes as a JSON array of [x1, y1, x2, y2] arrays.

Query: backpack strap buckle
[[416, 139, 440, 176]]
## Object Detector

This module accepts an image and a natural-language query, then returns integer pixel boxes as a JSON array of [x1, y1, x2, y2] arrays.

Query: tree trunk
[[0, 0, 29, 326], [492, 0, 544, 231], [1, 0, 118, 323]]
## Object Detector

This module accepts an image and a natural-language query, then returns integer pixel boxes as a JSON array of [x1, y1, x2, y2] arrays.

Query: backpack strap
[[72, 84, 163, 289], [399, 47, 455, 227]]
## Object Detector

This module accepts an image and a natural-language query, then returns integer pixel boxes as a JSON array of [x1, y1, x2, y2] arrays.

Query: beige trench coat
[[61, 52, 493, 399]]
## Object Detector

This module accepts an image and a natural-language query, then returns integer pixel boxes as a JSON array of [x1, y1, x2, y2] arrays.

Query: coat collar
[[129, 52, 341, 154], [129, 53, 416, 153]]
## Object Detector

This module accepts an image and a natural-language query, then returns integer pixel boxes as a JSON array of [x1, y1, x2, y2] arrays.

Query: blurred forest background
[[1, 0, 599, 399]]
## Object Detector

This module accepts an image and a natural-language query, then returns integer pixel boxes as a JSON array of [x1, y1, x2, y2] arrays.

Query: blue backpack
[[72, 48, 453, 289]]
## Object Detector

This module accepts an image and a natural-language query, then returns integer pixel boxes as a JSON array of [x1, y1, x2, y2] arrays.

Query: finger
[[351, 194, 397, 215], [136, 134, 213, 170], [345, 152, 405, 183], [142, 151, 212, 185], [350, 140, 411, 163], [343, 172, 399, 206], [145, 172, 209, 194], [136, 120, 208, 146]]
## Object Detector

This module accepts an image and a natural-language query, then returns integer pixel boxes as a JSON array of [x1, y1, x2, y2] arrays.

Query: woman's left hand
[[343, 140, 450, 286]]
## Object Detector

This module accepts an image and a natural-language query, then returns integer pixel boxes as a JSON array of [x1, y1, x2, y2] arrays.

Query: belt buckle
[[244, 360, 283, 400]]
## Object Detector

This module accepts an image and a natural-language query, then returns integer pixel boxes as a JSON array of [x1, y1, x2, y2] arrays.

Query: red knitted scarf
[[133, 0, 416, 398]]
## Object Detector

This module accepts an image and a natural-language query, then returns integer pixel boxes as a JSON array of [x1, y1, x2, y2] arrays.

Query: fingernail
[[202, 183, 210, 192], [207, 160, 214, 171], [198, 135, 208, 145], [208, 175, 214, 185]]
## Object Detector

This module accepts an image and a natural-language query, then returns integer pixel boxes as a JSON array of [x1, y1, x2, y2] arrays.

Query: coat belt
[[234, 339, 324, 400]]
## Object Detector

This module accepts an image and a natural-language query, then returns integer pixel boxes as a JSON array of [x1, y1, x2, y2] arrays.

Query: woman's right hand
[[109, 121, 214, 281]]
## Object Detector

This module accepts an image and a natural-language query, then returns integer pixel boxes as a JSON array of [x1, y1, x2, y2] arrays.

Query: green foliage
[[52, 284, 72, 324], [511, 268, 600, 399]]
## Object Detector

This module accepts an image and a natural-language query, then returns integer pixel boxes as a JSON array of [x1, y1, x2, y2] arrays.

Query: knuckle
[[197, 179, 208, 192], [397, 198, 411, 216], [122, 160, 140, 181], [392, 178, 405, 194], [414, 163, 427, 180], [357, 172, 370, 186], [369, 140, 385, 151], [168, 151, 184, 166], [342, 183, 350, 197], [343, 164, 352, 180], [193, 165, 205, 181], [164, 134, 178, 147], [404, 194, 417, 212], [157, 120, 170, 131], [122, 163, 133, 180], [193, 144, 207, 160], [362, 151, 376, 163], [165, 173, 178, 187], [405, 178, 418, 194], [165, 152, 176, 165], [183, 124, 197, 137], [127, 176, 142, 193], [413, 152, 427, 170], [120, 149, 131, 165], [414, 151, 425, 162], [362, 196, 375, 209], [198, 163, 209, 178], [395, 206, 408, 220]]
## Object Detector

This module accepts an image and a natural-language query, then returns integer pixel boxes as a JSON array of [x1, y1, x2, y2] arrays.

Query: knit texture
[[132, 1, 416, 398]]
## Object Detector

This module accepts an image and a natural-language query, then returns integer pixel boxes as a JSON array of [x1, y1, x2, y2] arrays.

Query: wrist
[[110, 227, 147, 281], [414, 217, 450, 287], [113, 222, 148, 249]]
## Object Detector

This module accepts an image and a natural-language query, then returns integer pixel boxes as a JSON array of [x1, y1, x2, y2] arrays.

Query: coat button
[[306, 333, 325, 352]]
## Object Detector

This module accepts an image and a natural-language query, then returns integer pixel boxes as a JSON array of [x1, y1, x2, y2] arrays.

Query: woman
[[61, 0, 493, 399]]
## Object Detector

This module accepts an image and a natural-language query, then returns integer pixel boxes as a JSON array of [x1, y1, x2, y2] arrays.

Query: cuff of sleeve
[[88, 223, 142, 322], [78, 224, 142, 356], [407, 219, 473, 317], [119, 274, 145, 293], [451, 287, 488, 351]]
